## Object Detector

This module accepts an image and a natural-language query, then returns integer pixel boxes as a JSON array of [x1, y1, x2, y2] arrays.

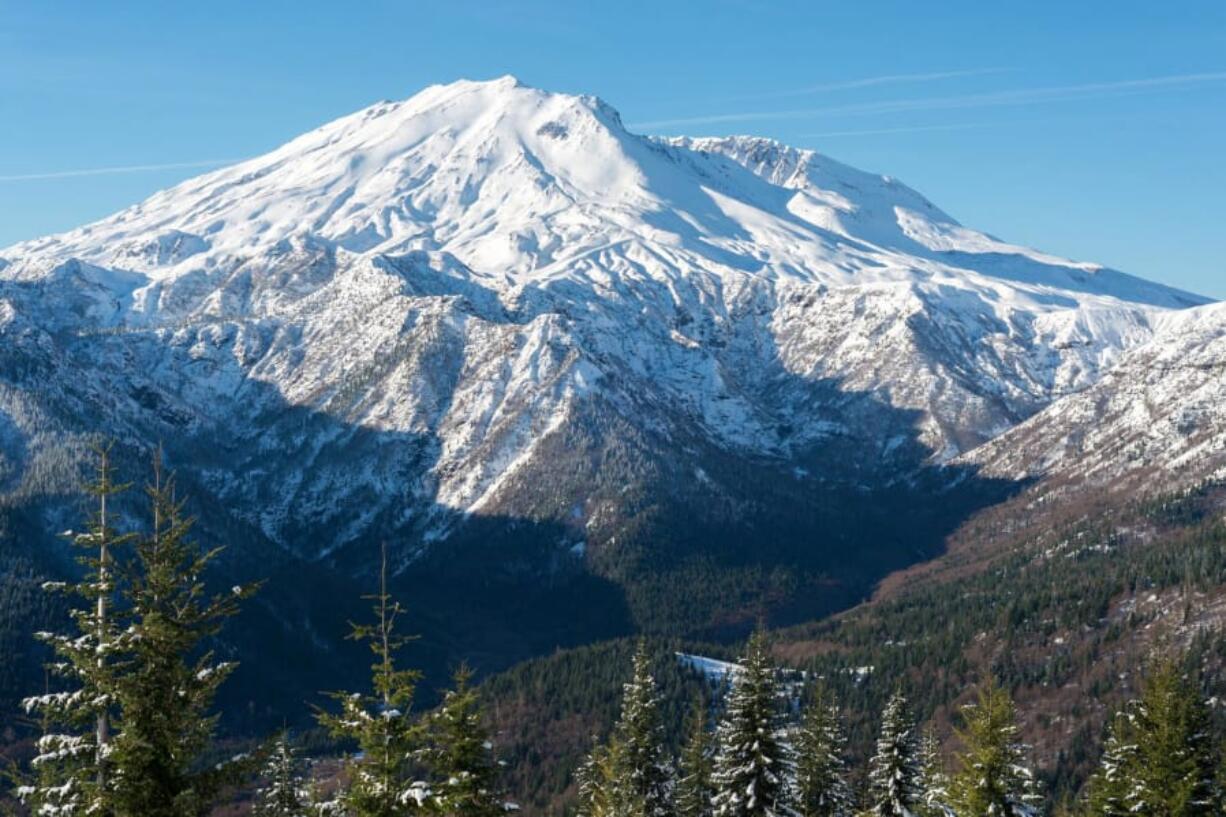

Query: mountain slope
[[965, 300, 1226, 490], [0, 77, 1212, 717]]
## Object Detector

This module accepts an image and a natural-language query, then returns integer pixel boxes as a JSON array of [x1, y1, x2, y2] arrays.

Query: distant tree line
[[5, 449, 1226, 817], [579, 634, 1224, 817]]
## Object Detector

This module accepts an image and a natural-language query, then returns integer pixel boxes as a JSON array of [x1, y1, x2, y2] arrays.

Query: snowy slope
[[963, 300, 1226, 489], [0, 76, 1210, 563]]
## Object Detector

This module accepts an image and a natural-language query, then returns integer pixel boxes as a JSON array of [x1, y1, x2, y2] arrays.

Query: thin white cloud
[[0, 158, 242, 183], [737, 68, 1010, 101], [630, 71, 1226, 130], [799, 122, 996, 139]]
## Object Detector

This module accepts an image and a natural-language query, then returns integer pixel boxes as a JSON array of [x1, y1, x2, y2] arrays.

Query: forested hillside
[[478, 475, 1226, 811]]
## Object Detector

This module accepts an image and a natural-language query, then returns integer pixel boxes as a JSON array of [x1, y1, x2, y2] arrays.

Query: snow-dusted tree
[[1122, 660, 1219, 817], [866, 691, 923, 817], [675, 696, 714, 817], [1082, 713, 1135, 817], [423, 664, 504, 817], [575, 740, 611, 817], [19, 444, 133, 817], [315, 544, 429, 817], [947, 679, 1040, 817], [794, 683, 853, 817], [609, 641, 673, 817], [711, 630, 793, 817], [107, 461, 260, 817], [254, 734, 312, 817], [917, 726, 950, 817]]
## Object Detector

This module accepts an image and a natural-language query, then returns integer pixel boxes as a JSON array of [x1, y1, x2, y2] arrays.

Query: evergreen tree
[[106, 461, 259, 817], [609, 641, 673, 817], [19, 444, 133, 817], [254, 734, 311, 817], [794, 683, 853, 817], [1081, 713, 1135, 817], [424, 664, 504, 817], [946, 679, 1040, 817], [917, 726, 950, 817], [711, 630, 793, 817], [1123, 660, 1219, 817], [316, 544, 429, 817], [575, 739, 616, 817], [676, 696, 714, 817], [866, 691, 923, 817]]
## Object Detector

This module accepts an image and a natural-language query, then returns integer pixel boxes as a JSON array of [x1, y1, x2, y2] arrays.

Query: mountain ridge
[[964, 298, 1226, 489]]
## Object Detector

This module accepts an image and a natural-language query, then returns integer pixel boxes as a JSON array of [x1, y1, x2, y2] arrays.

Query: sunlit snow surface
[[677, 652, 743, 681]]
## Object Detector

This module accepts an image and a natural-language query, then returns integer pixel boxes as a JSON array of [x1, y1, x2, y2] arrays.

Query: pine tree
[[106, 460, 259, 817], [917, 726, 950, 817], [711, 630, 793, 817], [19, 444, 133, 817], [1082, 712, 1135, 817], [254, 734, 311, 817], [794, 683, 853, 817], [609, 641, 673, 817], [316, 544, 429, 817], [867, 691, 923, 817], [676, 696, 714, 817], [947, 679, 1040, 817], [576, 739, 619, 817], [1123, 660, 1219, 817], [424, 664, 505, 817]]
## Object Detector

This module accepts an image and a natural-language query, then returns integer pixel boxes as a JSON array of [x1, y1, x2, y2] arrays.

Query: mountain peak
[[2, 77, 1208, 320], [4, 77, 645, 272], [439, 73, 525, 90], [481, 72, 525, 89]]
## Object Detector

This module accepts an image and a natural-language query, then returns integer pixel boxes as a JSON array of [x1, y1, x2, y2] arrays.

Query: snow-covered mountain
[[0, 76, 1210, 573]]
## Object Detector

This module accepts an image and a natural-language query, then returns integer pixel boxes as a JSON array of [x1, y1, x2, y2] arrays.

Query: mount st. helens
[[0, 77, 1215, 717]]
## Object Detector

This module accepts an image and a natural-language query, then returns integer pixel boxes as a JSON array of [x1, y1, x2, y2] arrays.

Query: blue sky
[[2, 1, 1223, 297]]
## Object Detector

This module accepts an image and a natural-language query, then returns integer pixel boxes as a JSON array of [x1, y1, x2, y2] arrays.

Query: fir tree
[[794, 683, 853, 817], [609, 641, 673, 817], [866, 691, 923, 817], [19, 444, 133, 817], [254, 734, 311, 817], [1082, 712, 1135, 817], [917, 726, 950, 817], [106, 460, 259, 817], [316, 544, 429, 817], [676, 696, 714, 817], [946, 679, 1040, 817], [575, 739, 616, 817], [424, 664, 505, 817], [1123, 660, 1219, 817], [711, 630, 793, 817]]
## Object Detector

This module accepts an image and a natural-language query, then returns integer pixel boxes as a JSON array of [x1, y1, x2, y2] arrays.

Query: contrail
[[734, 68, 1010, 101], [0, 158, 243, 183], [799, 122, 996, 139], [630, 71, 1226, 130]]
